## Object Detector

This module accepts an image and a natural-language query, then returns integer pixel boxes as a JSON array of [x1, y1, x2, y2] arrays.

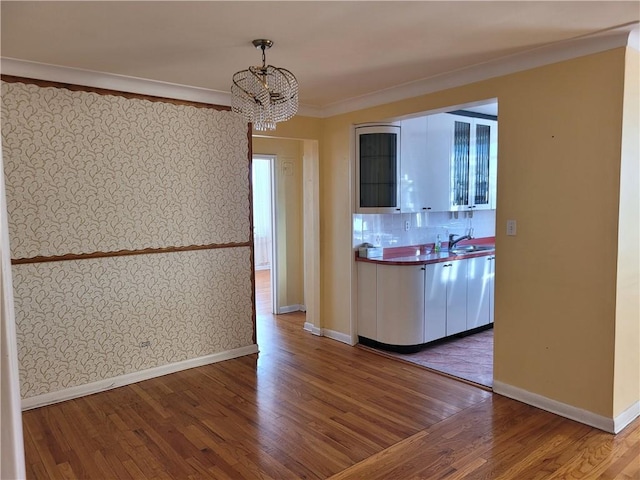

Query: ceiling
[[1, 1, 638, 115]]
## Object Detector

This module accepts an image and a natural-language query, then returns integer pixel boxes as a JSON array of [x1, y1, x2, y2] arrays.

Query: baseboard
[[278, 304, 305, 314], [302, 323, 354, 345], [303, 322, 322, 336], [493, 380, 639, 434], [614, 401, 640, 433], [322, 328, 354, 345], [21, 344, 259, 410]]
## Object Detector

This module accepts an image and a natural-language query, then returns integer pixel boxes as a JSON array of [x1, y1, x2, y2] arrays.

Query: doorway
[[252, 155, 277, 315]]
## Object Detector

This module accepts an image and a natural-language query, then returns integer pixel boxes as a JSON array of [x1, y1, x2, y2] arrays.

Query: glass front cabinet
[[355, 124, 401, 213], [425, 113, 498, 212]]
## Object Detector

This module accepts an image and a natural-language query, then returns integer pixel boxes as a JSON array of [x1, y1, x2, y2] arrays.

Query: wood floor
[[21, 270, 640, 479]]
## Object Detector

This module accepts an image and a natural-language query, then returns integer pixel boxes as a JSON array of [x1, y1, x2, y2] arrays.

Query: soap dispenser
[[434, 234, 441, 253]]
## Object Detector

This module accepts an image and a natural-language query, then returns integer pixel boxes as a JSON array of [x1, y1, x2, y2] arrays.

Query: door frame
[[252, 154, 278, 314]]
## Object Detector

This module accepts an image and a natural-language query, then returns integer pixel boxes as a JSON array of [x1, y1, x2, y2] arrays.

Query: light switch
[[506, 219, 517, 236]]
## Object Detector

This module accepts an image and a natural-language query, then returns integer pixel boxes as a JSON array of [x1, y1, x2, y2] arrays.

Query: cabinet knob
[[422, 207, 431, 210], [420, 267, 426, 270], [396, 208, 401, 211]]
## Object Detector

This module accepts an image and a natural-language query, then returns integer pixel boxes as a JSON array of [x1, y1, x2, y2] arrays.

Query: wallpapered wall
[[1, 80, 254, 399]]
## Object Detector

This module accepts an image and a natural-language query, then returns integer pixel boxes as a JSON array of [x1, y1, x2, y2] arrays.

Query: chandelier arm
[[231, 38, 298, 131]]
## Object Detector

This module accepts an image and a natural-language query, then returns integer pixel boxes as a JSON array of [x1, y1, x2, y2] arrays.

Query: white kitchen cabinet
[[355, 124, 401, 213], [445, 259, 468, 335], [425, 259, 468, 339], [357, 262, 378, 340], [424, 263, 447, 342], [466, 255, 494, 329], [400, 116, 439, 212], [376, 264, 425, 346], [425, 113, 498, 212], [488, 255, 495, 324]]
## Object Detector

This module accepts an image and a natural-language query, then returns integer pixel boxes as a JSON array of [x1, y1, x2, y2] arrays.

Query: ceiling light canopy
[[231, 39, 299, 131]]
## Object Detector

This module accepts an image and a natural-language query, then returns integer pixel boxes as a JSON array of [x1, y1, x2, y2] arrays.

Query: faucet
[[449, 233, 473, 250]]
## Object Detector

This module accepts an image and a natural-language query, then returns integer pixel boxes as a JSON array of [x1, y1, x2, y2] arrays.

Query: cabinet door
[[424, 263, 447, 342], [377, 264, 425, 346], [466, 256, 491, 329], [423, 114, 454, 212], [488, 256, 495, 324], [450, 118, 472, 211], [446, 259, 468, 335], [400, 116, 429, 213], [357, 262, 377, 340], [470, 119, 497, 211], [356, 125, 401, 213]]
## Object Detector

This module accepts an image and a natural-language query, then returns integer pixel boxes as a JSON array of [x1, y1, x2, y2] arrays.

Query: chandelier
[[231, 39, 299, 131]]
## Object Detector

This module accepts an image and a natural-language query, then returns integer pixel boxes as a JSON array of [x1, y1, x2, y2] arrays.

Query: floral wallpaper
[[1, 80, 254, 399], [1, 81, 250, 259], [12, 248, 253, 398]]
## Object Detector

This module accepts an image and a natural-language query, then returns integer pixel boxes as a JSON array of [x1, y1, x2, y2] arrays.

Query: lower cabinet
[[376, 264, 425, 346], [357, 262, 378, 340], [357, 254, 494, 349], [425, 259, 467, 340], [467, 255, 495, 329]]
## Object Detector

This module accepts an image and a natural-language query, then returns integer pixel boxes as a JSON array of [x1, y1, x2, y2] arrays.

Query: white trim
[[277, 304, 305, 314], [322, 328, 354, 346], [255, 265, 270, 271], [0, 57, 320, 117], [304, 322, 322, 336], [319, 24, 637, 118], [614, 401, 640, 434], [21, 344, 258, 411], [493, 380, 640, 434], [1, 57, 232, 106], [302, 323, 355, 346], [2, 23, 637, 119], [0, 143, 26, 479], [628, 25, 639, 52]]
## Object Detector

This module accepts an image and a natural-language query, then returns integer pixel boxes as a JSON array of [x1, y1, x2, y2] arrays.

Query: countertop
[[356, 238, 495, 266]]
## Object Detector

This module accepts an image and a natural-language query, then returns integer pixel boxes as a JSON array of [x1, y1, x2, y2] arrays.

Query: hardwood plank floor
[[21, 270, 640, 479]]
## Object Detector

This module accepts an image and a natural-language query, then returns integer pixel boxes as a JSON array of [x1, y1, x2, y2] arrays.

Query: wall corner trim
[[303, 323, 354, 346], [303, 322, 322, 336], [21, 344, 258, 411], [493, 380, 639, 434]]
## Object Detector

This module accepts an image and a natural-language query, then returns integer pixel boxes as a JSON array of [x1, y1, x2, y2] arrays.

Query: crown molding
[[320, 23, 638, 118], [0, 57, 233, 106], [0, 57, 322, 117], [2, 22, 637, 119]]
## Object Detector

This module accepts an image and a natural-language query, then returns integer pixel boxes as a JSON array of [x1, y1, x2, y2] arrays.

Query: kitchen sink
[[449, 245, 495, 255]]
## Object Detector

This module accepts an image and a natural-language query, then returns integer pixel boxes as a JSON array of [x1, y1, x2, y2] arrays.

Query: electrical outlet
[[506, 219, 517, 236], [375, 235, 381, 245], [139, 341, 151, 348], [404, 220, 410, 231]]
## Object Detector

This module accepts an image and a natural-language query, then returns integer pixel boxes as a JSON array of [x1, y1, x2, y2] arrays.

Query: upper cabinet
[[400, 116, 450, 212], [355, 124, 401, 213], [426, 113, 498, 212], [355, 111, 497, 214]]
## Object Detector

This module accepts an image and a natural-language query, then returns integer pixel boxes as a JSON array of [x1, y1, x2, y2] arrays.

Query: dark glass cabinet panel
[[356, 126, 400, 211], [452, 121, 471, 207], [449, 115, 495, 210], [474, 123, 491, 206]]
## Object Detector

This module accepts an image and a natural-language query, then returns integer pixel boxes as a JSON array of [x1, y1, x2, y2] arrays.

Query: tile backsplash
[[353, 210, 496, 248]]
